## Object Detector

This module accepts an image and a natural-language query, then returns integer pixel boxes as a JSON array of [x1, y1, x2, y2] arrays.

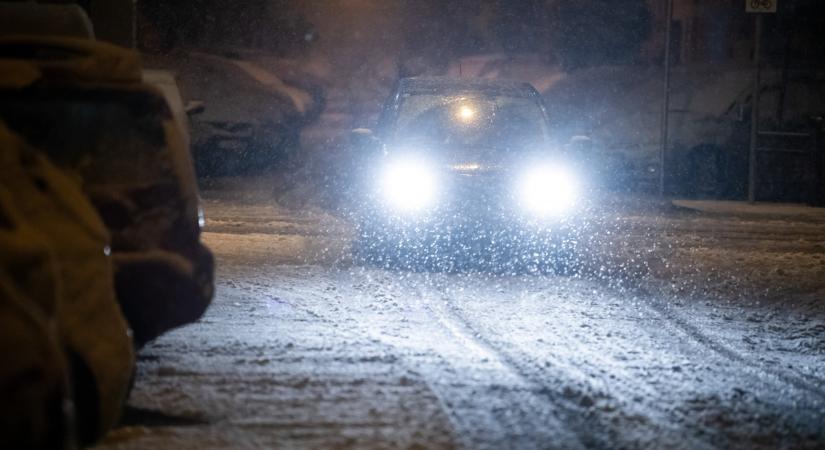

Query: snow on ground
[[94, 188, 825, 449]]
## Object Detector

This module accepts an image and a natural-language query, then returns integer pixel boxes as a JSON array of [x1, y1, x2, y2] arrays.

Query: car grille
[[445, 172, 511, 217]]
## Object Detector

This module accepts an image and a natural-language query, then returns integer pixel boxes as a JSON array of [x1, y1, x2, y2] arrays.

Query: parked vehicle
[[0, 122, 134, 447], [0, 36, 214, 347], [169, 51, 321, 175]]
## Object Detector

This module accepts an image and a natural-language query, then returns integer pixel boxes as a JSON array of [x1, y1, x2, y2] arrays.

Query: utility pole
[[659, 0, 674, 197], [746, 0, 778, 202], [748, 14, 762, 203]]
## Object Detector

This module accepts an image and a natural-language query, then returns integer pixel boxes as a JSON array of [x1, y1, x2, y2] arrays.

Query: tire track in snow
[[418, 290, 586, 450], [257, 267, 559, 450], [365, 272, 586, 450], [240, 267, 461, 449], [420, 276, 716, 450], [641, 289, 825, 403]]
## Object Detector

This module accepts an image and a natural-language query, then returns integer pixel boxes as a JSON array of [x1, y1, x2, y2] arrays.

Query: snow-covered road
[[97, 192, 825, 450]]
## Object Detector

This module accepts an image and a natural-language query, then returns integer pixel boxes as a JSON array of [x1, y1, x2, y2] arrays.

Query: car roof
[[0, 4, 94, 40], [398, 77, 539, 98], [0, 36, 142, 86]]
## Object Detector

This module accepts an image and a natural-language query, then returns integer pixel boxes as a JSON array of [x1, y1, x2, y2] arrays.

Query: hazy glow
[[517, 164, 578, 217], [380, 158, 438, 212], [456, 105, 476, 122], [450, 163, 482, 172]]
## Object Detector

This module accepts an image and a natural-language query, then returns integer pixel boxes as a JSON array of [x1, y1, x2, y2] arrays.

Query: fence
[[755, 130, 823, 204]]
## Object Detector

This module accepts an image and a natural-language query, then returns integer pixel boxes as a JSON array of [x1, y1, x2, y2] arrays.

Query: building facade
[[646, 0, 752, 66]]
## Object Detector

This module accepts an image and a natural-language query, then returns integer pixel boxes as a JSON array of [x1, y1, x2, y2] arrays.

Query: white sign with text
[[746, 0, 777, 13]]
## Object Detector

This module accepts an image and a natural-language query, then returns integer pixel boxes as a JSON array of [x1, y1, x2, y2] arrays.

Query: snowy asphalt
[[96, 191, 825, 450]]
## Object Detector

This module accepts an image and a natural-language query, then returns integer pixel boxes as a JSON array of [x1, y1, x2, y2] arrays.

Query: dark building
[[645, 0, 751, 66]]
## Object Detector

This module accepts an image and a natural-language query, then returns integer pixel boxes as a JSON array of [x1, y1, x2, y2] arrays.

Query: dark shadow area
[[119, 406, 210, 428]]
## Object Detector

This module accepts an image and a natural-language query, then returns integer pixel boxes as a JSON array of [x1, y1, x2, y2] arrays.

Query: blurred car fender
[[0, 122, 134, 445], [0, 36, 215, 348]]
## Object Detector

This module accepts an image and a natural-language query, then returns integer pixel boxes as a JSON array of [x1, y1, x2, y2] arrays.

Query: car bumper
[[354, 203, 584, 267]]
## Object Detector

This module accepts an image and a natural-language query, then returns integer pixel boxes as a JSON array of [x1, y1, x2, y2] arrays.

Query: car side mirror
[[565, 135, 593, 156], [351, 128, 374, 138], [351, 128, 382, 148], [185, 100, 205, 116]]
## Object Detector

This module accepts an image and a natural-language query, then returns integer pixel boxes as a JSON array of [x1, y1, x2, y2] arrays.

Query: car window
[[0, 94, 176, 188], [392, 93, 548, 153]]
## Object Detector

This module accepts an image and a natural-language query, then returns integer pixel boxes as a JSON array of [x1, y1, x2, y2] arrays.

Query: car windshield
[[392, 93, 548, 154]]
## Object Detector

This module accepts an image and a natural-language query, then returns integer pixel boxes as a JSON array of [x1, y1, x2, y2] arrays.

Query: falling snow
[[96, 188, 825, 450]]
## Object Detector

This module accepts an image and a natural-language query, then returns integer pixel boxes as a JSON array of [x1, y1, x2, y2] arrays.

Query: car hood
[[385, 144, 554, 174]]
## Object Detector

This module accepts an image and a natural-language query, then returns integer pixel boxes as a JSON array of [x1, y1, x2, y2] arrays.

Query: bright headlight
[[379, 158, 438, 212], [517, 164, 578, 217]]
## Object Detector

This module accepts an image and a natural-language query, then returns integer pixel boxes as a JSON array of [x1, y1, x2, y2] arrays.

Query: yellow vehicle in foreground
[[0, 35, 214, 447]]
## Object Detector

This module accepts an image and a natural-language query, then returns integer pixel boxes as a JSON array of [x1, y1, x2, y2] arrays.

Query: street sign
[[747, 0, 777, 13]]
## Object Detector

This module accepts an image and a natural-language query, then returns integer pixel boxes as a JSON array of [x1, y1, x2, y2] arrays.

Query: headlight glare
[[380, 158, 438, 212], [517, 164, 578, 217]]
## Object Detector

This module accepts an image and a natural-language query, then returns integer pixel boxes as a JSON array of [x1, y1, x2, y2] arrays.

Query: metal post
[[659, 0, 674, 197], [748, 14, 763, 203], [816, 119, 825, 206]]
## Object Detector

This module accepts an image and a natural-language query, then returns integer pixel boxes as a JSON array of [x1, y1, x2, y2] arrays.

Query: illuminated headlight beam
[[517, 164, 579, 217], [457, 105, 476, 122], [379, 158, 438, 212]]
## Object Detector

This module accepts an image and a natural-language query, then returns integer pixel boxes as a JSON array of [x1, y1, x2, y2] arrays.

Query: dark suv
[[347, 77, 586, 270]]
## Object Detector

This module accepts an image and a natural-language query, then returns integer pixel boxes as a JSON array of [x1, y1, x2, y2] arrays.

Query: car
[[166, 51, 320, 176], [0, 121, 134, 447], [0, 36, 214, 348], [0, 3, 95, 40], [347, 77, 588, 272]]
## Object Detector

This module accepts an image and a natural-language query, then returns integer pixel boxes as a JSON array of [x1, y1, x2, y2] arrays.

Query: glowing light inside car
[[456, 105, 476, 122], [380, 158, 438, 212], [517, 164, 578, 217]]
